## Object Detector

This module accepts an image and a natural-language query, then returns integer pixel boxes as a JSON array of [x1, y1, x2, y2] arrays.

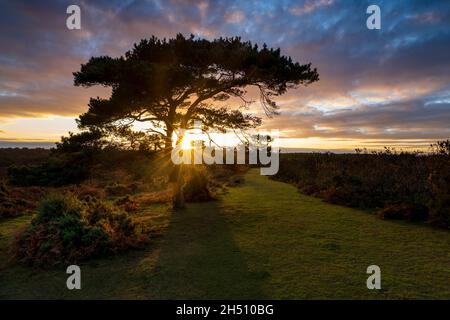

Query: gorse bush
[[114, 195, 140, 213], [272, 142, 450, 229], [105, 182, 137, 197], [427, 164, 450, 228], [0, 182, 16, 218], [183, 168, 213, 202], [13, 194, 148, 266], [0, 181, 31, 218], [378, 203, 429, 222]]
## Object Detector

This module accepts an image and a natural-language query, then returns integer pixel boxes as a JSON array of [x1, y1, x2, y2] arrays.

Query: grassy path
[[1, 169, 449, 299]]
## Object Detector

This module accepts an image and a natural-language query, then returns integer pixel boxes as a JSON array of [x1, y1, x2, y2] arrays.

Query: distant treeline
[[272, 141, 450, 229], [0, 148, 51, 175]]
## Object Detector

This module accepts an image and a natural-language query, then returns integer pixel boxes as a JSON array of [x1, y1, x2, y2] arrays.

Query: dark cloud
[[0, 0, 449, 146]]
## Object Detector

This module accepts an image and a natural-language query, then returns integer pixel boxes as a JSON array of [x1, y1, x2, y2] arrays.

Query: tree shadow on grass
[[0, 200, 267, 299], [144, 200, 267, 299]]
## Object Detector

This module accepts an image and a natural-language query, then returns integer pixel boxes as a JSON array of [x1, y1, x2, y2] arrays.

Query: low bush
[[183, 168, 213, 202], [378, 203, 428, 222], [0, 182, 32, 218], [105, 182, 137, 197], [71, 184, 106, 201], [8, 152, 90, 187], [13, 194, 148, 266], [227, 175, 246, 187], [134, 190, 172, 205], [428, 169, 450, 229], [114, 195, 140, 213]]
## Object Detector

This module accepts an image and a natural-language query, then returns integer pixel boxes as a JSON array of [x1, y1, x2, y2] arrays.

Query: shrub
[[428, 168, 450, 229], [183, 168, 213, 202], [8, 152, 90, 187], [0, 182, 32, 218], [428, 201, 450, 229], [228, 175, 246, 186], [0, 181, 8, 200], [114, 195, 140, 213], [378, 203, 428, 222], [105, 183, 133, 197], [66, 182, 103, 199], [13, 194, 148, 266], [134, 190, 172, 205], [271, 141, 450, 229]]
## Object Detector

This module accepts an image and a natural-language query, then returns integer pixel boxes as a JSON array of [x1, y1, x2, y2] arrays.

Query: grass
[[1, 169, 449, 299]]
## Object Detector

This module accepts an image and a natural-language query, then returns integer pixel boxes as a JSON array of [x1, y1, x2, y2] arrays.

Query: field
[[1, 169, 449, 299]]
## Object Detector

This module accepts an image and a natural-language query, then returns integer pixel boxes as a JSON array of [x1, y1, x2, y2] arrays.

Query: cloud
[[409, 11, 442, 24], [225, 11, 245, 24], [289, 0, 335, 15], [0, 0, 449, 147]]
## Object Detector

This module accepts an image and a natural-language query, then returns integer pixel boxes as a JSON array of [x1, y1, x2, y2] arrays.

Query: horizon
[[0, 139, 436, 154]]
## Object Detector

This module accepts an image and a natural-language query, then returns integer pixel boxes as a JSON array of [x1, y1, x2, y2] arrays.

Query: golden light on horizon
[[0, 116, 79, 142], [0, 115, 441, 152]]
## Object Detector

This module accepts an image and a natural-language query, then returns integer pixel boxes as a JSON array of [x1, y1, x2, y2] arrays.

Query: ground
[[0, 169, 449, 299]]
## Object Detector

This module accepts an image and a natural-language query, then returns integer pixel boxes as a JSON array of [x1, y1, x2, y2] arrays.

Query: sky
[[0, 0, 449, 151]]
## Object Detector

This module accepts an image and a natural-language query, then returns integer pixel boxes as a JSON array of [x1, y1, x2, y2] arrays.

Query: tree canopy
[[74, 34, 319, 150]]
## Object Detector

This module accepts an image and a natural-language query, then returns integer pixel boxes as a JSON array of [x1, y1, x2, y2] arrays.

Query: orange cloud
[[225, 11, 245, 24], [290, 0, 334, 15]]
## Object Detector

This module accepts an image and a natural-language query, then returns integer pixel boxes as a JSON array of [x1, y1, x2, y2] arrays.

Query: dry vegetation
[[0, 147, 248, 267]]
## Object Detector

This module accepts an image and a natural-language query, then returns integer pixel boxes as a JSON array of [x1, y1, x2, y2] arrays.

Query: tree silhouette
[[74, 34, 319, 207]]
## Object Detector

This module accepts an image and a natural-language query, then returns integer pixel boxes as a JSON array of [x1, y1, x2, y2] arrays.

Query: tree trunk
[[166, 130, 186, 209], [164, 127, 173, 153], [169, 165, 185, 209]]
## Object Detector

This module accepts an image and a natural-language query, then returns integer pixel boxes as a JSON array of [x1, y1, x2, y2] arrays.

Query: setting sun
[[180, 135, 197, 150]]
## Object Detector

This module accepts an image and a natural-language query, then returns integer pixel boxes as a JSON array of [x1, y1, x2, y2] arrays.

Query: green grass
[[1, 169, 449, 299]]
